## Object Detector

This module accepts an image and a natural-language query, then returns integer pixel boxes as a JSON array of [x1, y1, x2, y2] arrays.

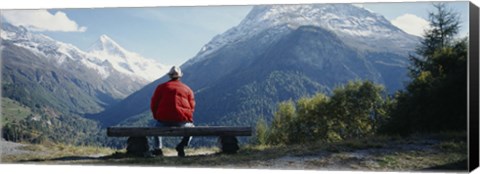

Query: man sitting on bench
[[150, 66, 196, 157]]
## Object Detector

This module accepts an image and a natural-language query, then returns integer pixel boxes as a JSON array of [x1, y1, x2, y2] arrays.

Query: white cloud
[[1, 10, 87, 32], [391, 13, 429, 37]]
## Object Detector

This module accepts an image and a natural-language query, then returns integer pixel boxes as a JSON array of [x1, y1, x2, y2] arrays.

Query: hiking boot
[[152, 149, 163, 156], [176, 145, 185, 157]]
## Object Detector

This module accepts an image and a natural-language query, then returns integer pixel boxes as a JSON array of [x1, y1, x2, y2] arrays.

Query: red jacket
[[150, 80, 195, 122]]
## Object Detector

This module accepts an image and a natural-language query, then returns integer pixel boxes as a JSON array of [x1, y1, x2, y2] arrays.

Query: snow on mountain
[[88, 34, 169, 81], [1, 23, 168, 82], [190, 4, 419, 65], [1, 23, 111, 78]]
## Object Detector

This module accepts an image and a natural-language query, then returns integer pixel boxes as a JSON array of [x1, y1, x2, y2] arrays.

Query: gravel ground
[[1, 137, 466, 171], [233, 138, 459, 171], [0, 139, 30, 157]]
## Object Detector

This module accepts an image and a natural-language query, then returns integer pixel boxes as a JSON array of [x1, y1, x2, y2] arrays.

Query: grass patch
[[1, 97, 33, 126], [434, 141, 467, 152], [375, 150, 466, 171], [340, 136, 389, 149], [324, 135, 393, 152], [1, 142, 116, 163], [410, 131, 467, 142]]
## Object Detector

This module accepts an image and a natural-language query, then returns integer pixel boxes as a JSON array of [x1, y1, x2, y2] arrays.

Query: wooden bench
[[107, 126, 252, 155]]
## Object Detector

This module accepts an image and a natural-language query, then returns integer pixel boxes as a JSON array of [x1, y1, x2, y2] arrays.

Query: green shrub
[[255, 80, 387, 145]]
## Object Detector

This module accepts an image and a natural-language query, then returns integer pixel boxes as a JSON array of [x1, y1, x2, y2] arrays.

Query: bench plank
[[107, 126, 252, 137]]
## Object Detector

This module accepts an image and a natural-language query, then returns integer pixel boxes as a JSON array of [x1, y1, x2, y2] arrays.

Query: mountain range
[[1, 22, 168, 114], [91, 4, 420, 127]]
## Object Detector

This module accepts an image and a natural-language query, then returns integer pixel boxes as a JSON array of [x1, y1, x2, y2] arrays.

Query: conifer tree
[[383, 3, 467, 135], [410, 3, 461, 76]]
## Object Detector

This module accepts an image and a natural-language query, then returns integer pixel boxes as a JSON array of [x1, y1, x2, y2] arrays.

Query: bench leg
[[126, 136, 149, 156], [219, 136, 239, 154]]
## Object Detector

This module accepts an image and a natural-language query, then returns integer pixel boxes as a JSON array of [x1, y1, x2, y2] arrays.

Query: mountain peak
[[87, 34, 169, 82], [242, 3, 395, 35], [189, 3, 417, 63], [88, 34, 126, 56], [99, 34, 116, 44]]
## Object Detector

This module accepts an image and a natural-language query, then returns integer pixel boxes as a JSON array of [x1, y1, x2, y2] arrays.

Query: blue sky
[[1, 1, 470, 66], [360, 2, 469, 36]]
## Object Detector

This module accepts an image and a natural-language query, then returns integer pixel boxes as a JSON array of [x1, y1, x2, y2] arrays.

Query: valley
[[0, 3, 469, 172]]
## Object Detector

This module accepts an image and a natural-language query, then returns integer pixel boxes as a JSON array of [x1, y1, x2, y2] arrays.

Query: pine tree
[[410, 3, 461, 76], [383, 3, 467, 135]]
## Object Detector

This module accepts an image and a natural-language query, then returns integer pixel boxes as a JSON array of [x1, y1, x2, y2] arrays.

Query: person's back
[[150, 66, 195, 157], [151, 79, 195, 123]]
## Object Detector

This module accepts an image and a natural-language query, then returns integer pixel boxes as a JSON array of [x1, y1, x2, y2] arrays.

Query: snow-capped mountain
[[95, 3, 420, 127], [88, 35, 169, 81], [1, 22, 171, 114], [0, 23, 168, 83], [187, 4, 419, 66]]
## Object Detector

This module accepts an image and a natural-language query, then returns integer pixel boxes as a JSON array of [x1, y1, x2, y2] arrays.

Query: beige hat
[[168, 66, 183, 78]]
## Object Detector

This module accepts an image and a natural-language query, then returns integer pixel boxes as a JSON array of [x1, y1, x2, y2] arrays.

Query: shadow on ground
[[19, 156, 102, 162], [17, 151, 223, 163], [422, 159, 468, 171]]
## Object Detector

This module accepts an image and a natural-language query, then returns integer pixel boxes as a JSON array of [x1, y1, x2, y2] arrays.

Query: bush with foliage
[[255, 80, 387, 145]]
